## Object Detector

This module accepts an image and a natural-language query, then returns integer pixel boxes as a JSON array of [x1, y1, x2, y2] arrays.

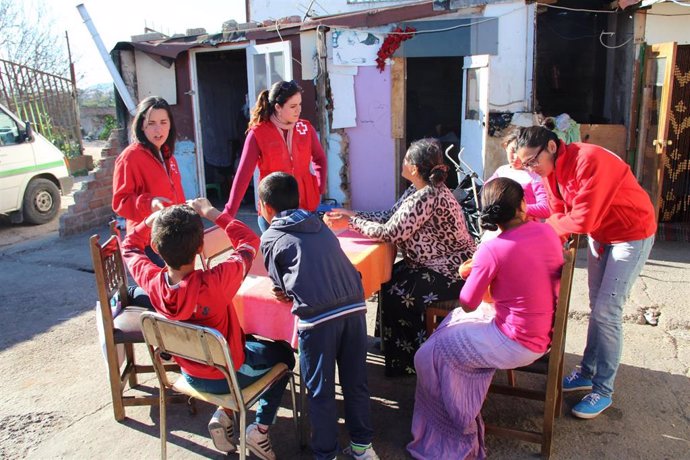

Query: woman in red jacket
[[224, 80, 327, 232], [112, 96, 185, 266], [515, 122, 656, 419]]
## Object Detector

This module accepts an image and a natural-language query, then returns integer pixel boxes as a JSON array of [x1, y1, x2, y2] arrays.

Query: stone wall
[[58, 129, 125, 237]]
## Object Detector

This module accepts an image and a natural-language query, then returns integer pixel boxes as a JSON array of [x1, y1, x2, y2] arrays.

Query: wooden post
[[391, 57, 406, 197], [66, 31, 85, 156]]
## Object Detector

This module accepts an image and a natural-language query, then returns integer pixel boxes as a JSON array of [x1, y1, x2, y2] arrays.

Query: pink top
[[459, 221, 564, 353], [488, 165, 550, 219]]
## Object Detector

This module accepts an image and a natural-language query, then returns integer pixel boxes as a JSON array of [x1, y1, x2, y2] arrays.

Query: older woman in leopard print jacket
[[325, 138, 476, 376]]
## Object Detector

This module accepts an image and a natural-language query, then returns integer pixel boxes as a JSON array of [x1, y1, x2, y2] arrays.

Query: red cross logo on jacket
[[295, 121, 308, 135]]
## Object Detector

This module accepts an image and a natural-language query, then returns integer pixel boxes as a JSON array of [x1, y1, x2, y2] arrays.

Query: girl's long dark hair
[[131, 96, 176, 158]]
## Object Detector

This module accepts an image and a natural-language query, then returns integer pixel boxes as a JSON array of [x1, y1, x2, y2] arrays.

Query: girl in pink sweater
[[487, 130, 550, 220], [408, 177, 563, 459]]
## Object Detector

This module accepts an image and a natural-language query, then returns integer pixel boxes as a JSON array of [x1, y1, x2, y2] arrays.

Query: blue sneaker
[[572, 392, 612, 419], [563, 368, 593, 392]]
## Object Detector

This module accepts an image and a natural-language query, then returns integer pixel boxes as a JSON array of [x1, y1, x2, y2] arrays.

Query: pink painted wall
[[346, 66, 396, 211]]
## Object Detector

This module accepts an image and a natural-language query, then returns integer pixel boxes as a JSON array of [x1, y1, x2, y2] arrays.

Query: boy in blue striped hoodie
[[258, 172, 378, 460]]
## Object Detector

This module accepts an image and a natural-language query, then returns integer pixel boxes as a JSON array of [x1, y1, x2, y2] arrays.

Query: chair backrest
[[549, 236, 579, 366], [139, 312, 243, 411], [199, 225, 233, 270], [90, 234, 129, 332]]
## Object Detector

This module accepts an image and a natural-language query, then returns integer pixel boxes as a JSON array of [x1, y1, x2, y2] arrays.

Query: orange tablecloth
[[233, 230, 394, 348]]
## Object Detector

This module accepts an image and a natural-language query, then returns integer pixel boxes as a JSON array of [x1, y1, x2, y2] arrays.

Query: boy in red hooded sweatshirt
[[122, 198, 294, 460]]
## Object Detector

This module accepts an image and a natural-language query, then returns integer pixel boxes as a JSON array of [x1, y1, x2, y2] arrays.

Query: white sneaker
[[245, 423, 276, 460], [343, 444, 380, 460], [207, 408, 236, 453]]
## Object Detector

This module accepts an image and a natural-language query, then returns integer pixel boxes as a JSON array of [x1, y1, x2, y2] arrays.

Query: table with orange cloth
[[233, 229, 395, 348]]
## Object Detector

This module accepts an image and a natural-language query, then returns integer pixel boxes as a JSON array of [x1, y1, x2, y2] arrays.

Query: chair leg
[[160, 383, 167, 460], [288, 373, 300, 449], [106, 346, 126, 422], [507, 369, 516, 387], [125, 343, 138, 388], [239, 410, 247, 460]]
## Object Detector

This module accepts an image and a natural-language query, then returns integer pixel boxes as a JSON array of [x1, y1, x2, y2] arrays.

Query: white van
[[0, 103, 73, 224]]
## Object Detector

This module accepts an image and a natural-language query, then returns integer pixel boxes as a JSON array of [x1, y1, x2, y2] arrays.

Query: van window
[[0, 111, 20, 146]]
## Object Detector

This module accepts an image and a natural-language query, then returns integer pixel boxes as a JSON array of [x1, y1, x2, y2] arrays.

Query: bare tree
[[0, 0, 68, 76]]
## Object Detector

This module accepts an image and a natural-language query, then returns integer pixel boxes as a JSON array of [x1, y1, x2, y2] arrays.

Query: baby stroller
[[445, 145, 483, 243]]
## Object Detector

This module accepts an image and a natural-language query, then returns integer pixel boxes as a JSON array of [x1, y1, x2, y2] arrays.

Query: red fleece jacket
[[544, 142, 657, 244], [112, 143, 186, 235], [122, 213, 259, 379]]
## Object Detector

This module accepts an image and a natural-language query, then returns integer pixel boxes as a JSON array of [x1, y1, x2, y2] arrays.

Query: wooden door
[[635, 42, 676, 220]]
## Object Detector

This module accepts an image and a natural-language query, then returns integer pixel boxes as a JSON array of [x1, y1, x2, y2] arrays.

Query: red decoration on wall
[[375, 26, 416, 72]]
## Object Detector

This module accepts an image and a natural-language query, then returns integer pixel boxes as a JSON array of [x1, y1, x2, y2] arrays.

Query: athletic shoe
[[245, 423, 276, 460], [563, 368, 593, 392], [572, 392, 612, 419], [343, 443, 381, 460], [207, 408, 236, 453]]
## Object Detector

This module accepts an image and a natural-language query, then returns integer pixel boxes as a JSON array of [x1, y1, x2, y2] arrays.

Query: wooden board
[[580, 124, 627, 158]]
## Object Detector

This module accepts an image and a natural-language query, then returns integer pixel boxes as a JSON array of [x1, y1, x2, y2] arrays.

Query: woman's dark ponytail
[[428, 164, 449, 186], [247, 90, 270, 131], [479, 177, 524, 231]]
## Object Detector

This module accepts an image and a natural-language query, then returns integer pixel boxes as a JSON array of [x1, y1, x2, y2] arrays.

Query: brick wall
[[59, 129, 125, 237]]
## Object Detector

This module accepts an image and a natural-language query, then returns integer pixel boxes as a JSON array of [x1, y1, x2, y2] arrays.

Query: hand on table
[[272, 286, 292, 303], [323, 208, 354, 231]]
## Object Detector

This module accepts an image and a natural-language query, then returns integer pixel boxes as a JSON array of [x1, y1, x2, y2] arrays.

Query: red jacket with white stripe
[[544, 142, 656, 244]]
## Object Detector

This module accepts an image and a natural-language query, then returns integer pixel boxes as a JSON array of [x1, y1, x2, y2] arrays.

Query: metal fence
[[0, 58, 82, 157]]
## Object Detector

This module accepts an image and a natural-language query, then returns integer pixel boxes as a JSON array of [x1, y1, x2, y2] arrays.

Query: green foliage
[[98, 115, 117, 141], [78, 85, 115, 108]]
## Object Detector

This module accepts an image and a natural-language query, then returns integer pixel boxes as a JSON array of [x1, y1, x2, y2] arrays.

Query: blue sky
[[48, 0, 246, 87]]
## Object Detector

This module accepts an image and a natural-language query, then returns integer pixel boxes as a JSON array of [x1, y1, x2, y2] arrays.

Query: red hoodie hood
[[146, 269, 203, 321]]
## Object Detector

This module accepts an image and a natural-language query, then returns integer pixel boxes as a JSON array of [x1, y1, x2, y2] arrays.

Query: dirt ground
[[0, 140, 106, 249]]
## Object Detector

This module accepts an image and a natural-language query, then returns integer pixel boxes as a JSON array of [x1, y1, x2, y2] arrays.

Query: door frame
[[635, 41, 677, 220], [460, 54, 489, 180], [189, 43, 248, 198]]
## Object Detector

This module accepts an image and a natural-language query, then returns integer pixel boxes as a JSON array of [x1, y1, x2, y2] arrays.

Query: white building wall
[[645, 3, 690, 45], [249, 0, 420, 22], [485, 2, 534, 113]]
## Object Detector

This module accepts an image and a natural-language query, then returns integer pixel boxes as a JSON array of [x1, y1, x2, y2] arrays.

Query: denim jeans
[[580, 235, 654, 398], [183, 338, 295, 425]]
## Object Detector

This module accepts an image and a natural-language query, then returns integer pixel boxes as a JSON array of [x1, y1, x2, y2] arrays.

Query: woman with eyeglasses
[[514, 120, 656, 420], [486, 129, 550, 221], [223, 80, 327, 232], [408, 177, 563, 459]]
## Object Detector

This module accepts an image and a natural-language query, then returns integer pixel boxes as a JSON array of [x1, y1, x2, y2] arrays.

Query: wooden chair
[[425, 299, 458, 337], [199, 224, 233, 270], [90, 233, 180, 421], [140, 312, 299, 460], [483, 235, 579, 458]]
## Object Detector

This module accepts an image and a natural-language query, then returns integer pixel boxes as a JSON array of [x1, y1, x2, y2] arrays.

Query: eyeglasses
[[521, 147, 546, 169]]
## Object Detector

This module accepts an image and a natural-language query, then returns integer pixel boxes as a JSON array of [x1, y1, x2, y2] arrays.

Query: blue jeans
[[183, 338, 295, 425], [298, 313, 373, 460], [580, 235, 654, 398]]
